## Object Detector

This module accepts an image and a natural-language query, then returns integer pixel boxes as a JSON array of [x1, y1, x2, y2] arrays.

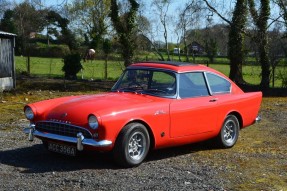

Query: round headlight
[[25, 106, 34, 120], [88, 115, 99, 129]]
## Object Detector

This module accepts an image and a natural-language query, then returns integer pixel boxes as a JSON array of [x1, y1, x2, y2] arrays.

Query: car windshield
[[112, 69, 176, 97]]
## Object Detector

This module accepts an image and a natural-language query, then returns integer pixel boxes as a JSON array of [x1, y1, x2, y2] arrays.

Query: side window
[[179, 72, 209, 98], [206, 73, 231, 94], [150, 71, 176, 95], [151, 71, 175, 86]]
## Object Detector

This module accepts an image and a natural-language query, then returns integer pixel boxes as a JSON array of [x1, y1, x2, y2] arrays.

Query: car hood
[[45, 92, 155, 125]]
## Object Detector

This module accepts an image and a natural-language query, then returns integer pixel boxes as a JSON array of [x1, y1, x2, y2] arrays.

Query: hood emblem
[[61, 112, 68, 118]]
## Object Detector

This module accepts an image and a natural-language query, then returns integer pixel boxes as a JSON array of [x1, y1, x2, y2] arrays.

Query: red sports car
[[24, 61, 262, 167]]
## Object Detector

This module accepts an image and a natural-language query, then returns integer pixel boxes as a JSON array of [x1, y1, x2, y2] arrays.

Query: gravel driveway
[[1, 90, 286, 191], [0, 124, 226, 191]]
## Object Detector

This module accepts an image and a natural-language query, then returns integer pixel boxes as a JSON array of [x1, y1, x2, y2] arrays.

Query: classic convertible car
[[24, 61, 262, 167]]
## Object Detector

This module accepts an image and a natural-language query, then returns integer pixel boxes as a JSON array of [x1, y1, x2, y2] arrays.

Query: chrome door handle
[[209, 98, 218, 102]]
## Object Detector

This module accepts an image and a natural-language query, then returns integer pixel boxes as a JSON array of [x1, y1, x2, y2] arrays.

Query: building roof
[[0, 31, 17, 37]]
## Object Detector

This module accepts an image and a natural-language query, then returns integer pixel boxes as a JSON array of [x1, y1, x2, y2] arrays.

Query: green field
[[15, 56, 286, 87], [15, 56, 125, 80]]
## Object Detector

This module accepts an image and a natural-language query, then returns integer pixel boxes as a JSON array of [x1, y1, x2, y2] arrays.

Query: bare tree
[[275, 0, 287, 27], [152, 0, 172, 61], [176, 0, 202, 62], [268, 26, 285, 87], [137, 14, 165, 60], [0, 0, 10, 18], [12, 2, 46, 74]]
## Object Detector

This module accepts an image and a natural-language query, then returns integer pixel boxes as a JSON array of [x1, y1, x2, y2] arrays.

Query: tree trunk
[[183, 32, 189, 62], [104, 55, 108, 80], [228, 0, 247, 84], [228, 24, 245, 83], [259, 32, 270, 89], [248, 0, 270, 90]]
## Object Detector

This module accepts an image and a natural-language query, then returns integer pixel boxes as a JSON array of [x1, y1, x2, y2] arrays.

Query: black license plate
[[47, 142, 76, 156]]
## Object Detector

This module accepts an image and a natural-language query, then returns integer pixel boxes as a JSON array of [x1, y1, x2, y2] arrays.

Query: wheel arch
[[227, 111, 243, 129], [121, 120, 156, 150]]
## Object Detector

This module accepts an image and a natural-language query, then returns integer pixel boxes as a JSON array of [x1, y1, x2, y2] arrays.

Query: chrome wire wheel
[[128, 131, 146, 160], [223, 119, 236, 144], [113, 123, 150, 167], [218, 115, 239, 148]]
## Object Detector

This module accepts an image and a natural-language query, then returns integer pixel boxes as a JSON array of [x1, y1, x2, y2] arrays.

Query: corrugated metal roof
[[0, 31, 17, 37]]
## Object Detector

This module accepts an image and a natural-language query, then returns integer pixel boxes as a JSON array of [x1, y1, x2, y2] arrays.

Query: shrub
[[62, 53, 83, 80], [27, 43, 70, 58]]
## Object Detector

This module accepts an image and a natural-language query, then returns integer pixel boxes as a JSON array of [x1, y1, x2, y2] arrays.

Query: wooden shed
[[0, 31, 16, 90]]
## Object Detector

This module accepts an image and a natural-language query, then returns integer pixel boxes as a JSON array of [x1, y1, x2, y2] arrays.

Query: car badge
[[61, 113, 68, 118], [154, 110, 166, 115]]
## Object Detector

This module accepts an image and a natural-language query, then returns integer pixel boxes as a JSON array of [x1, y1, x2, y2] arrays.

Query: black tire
[[217, 115, 240, 148], [113, 123, 150, 167], [42, 140, 49, 149]]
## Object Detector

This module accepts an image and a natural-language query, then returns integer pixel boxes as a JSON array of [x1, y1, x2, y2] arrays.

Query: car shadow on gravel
[[0, 144, 117, 173], [147, 140, 218, 162], [0, 140, 218, 172]]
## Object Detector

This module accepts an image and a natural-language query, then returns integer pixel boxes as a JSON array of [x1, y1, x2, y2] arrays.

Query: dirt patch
[[0, 79, 286, 190]]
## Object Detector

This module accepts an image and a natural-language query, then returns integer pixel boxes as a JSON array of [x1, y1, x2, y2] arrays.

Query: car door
[[170, 72, 219, 138]]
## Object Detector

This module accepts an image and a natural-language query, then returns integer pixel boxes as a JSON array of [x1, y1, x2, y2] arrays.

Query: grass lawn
[[15, 56, 285, 87], [15, 56, 125, 80]]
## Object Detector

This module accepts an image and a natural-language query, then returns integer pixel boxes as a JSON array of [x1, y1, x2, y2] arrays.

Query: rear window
[[206, 73, 231, 94]]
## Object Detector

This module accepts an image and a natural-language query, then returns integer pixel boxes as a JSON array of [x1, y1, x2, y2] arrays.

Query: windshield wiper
[[116, 87, 142, 93], [143, 89, 167, 94]]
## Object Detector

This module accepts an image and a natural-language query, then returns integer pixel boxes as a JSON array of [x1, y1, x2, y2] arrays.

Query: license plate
[[47, 142, 76, 156]]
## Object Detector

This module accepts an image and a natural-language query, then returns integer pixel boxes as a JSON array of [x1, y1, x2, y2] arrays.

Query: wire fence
[[15, 56, 287, 88]]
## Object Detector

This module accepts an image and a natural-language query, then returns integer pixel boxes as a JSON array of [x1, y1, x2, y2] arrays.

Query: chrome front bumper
[[24, 124, 112, 151]]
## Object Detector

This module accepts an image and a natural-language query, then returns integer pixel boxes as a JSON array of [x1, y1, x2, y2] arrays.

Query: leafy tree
[[110, 0, 139, 67], [68, 0, 110, 49], [46, 10, 78, 51], [0, 9, 17, 34]]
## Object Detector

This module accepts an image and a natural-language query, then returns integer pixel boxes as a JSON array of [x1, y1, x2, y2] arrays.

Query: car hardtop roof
[[133, 61, 196, 66], [129, 61, 210, 73]]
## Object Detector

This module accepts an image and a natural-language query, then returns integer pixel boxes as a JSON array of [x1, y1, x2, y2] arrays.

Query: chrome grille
[[36, 121, 92, 138]]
